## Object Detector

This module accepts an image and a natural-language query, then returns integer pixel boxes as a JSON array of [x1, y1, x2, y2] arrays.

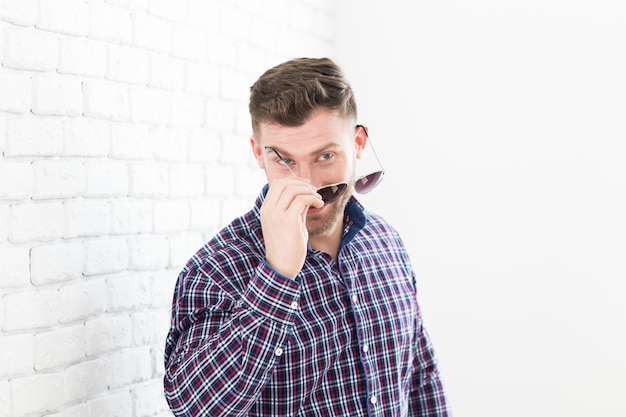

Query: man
[[164, 57, 450, 416]]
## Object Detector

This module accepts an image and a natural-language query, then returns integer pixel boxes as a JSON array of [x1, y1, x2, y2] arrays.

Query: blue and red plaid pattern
[[164, 186, 450, 416]]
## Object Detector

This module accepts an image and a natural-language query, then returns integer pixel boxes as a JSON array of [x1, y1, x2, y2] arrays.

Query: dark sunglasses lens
[[318, 183, 347, 204], [355, 171, 384, 194]]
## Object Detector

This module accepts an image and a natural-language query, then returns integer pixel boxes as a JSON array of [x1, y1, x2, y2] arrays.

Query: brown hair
[[249, 57, 357, 134]]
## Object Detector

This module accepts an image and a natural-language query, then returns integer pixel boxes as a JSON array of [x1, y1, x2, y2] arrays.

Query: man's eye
[[278, 158, 293, 165], [319, 153, 333, 161]]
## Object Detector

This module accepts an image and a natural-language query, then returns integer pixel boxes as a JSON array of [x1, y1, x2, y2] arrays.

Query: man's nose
[[293, 164, 313, 181]]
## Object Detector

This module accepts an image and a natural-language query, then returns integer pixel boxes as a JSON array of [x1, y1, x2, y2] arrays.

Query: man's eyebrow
[[265, 143, 341, 159]]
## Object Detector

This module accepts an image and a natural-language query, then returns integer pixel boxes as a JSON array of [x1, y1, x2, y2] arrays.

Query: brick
[[84, 160, 129, 197], [105, 0, 149, 10], [235, 43, 266, 78], [205, 164, 236, 196], [185, 62, 219, 96], [64, 200, 112, 238], [2, 289, 60, 331], [219, 3, 250, 42], [89, 2, 133, 44], [220, 132, 251, 165], [34, 324, 86, 370], [31, 74, 83, 116], [64, 357, 109, 401], [37, 0, 89, 36], [206, 33, 237, 67], [107, 273, 151, 311], [83, 80, 130, 121], [205, 98, 236, 131], [186, 0, 219, 27], [189, 198, 220, 231], [151, 127, 188, 162], [0, 380, 9, 417], [148, 0, 186, 22], [133, 12, 172, 53], [149, 270, 178, 308], [236, 165, 266, 196], [30, 242, 84, 285], [168, 232, 203, 268], [148, 52, 185, 91], [1, 28, 58, 71], [128, 86, 170, 125], [132, 380, 170, 417], [84, 314, 131, 356], [131, 308, 169, 346], [110, 123, 152, 159], [83, 238, 128, 276], [0, 118, 4, 154], [0, 245, 30, 288], [8, 202, 64, 243], [0, 0, 38, 26], [0, 160, 32, 200], [170, 93, 205, 127], [221, 196, 251, 225], [59, 280, 107, 323], [0, 333, 34, 377], [235, 104, 253, 135], [220, 68, 251, 102], [43, 402, 89, 417], [169, 163, 204, 197], [0, 70, 31, 113], [32, 159, 85, 200], [171, 23, 207, 60], [154, 200, 189, 233], [188, 128, 220, 163], [89, 390, 133, 417], [63, 118, 110, 157], [59, 37, 106, 78], [128, 235, 169, 270], [5, 117, 63, 157], [111, 200, 153, 235], [67, 353, 149, 404], [106, 347, 152, 388], [128, 162, 169, 198], [0, 204, 8, 242], [11, 372, 65, 415], [107, 44, 149, 85]]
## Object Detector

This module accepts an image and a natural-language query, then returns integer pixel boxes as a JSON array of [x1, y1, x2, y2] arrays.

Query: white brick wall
[[0, 1, 334, 415]]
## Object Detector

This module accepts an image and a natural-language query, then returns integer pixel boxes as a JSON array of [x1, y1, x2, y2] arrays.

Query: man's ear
[[355, 125, 368, 160], [250, 136, 265, 169]]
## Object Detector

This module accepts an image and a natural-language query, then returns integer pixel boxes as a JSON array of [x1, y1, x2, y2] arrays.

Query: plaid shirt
[[164, 186, 450, 416]]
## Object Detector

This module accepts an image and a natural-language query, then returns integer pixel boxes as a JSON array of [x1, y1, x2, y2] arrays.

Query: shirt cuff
[[241, 260, 301, 325]]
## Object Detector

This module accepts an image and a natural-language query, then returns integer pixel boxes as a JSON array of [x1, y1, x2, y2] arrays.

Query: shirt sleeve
[[408, 313, 451, 416], [164, 260, 300, 417]]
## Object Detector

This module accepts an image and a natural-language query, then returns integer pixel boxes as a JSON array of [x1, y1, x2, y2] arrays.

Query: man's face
[[251, 109, 365, 238]]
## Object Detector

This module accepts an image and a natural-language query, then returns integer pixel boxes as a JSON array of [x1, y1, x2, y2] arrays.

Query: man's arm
[[409, 314, 451, 416], [164, 262, 300, 417]]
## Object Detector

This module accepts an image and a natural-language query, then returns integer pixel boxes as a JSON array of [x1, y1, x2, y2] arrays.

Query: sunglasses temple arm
[[264, 146, 299, 177], [357, 125, 386, 173]]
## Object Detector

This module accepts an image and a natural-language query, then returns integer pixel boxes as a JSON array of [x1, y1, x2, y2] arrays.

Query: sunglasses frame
[[264, 124, 385, 205]]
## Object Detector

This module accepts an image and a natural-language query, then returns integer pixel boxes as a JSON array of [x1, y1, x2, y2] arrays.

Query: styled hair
[[249, 57, 357, 134]]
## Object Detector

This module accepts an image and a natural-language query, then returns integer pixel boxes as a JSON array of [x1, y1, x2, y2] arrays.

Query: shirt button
[[275, 347, 283, 356], [352, 294, 358, 303], [370, 395, 377, 405], [362, 344, 369, 353], [290, 301, 298, 309]]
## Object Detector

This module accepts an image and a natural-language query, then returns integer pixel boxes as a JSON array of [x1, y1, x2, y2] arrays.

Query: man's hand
[[260, 177, 323, 279]]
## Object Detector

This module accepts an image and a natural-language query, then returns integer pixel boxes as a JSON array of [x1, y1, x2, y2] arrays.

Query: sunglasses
[[264, 125, 385, 205]]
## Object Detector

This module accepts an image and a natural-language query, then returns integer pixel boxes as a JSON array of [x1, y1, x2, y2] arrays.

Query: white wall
[[0, 1, 334, 416], [335, 1, 626, 416]]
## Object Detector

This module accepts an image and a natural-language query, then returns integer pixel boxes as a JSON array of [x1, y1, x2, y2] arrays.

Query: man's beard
[[306, 181, 355, 238]]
